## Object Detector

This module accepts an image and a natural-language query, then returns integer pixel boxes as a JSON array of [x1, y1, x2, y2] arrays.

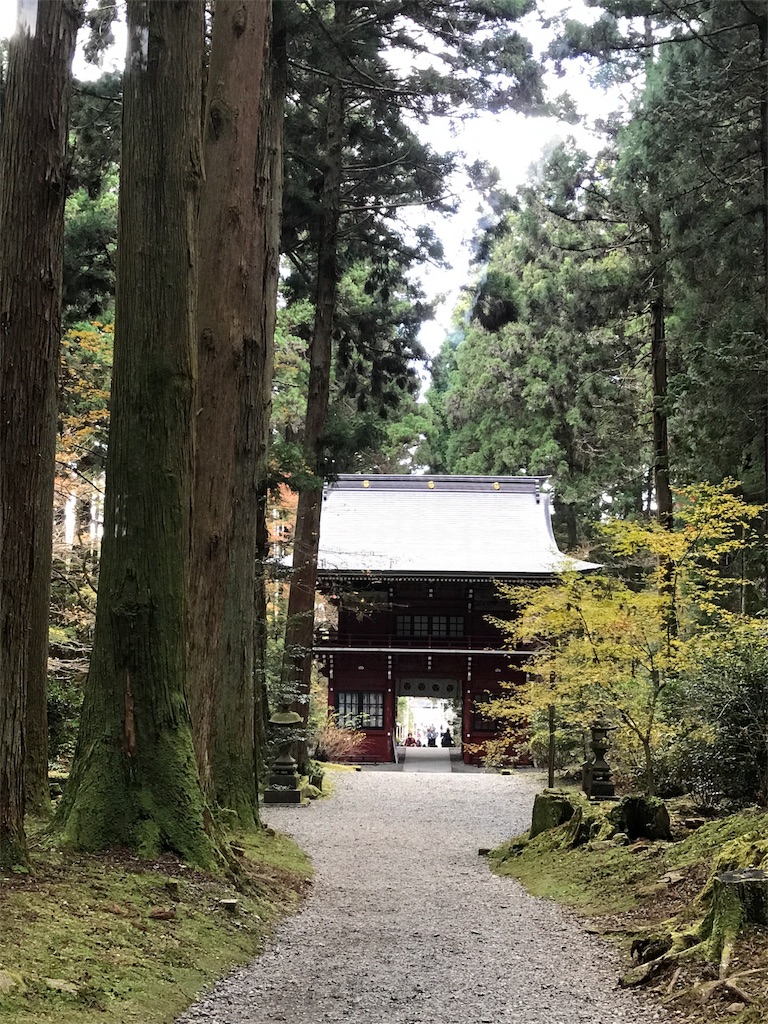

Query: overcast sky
[[0, 0, 626, 358], [405, 2, 628, 357]]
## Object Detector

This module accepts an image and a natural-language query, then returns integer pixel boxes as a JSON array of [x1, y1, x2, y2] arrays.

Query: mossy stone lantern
[[582, 714, 616, 800], [263, 708, 303, 805]]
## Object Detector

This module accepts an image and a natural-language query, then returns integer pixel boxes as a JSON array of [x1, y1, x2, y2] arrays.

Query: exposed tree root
[[695, 977, 751, 1005], [661, 967, 767, 1009], [621, 836, 768, 989]]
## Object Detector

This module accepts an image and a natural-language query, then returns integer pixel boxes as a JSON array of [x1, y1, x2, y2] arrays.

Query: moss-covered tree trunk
[[56, 0, 218, 867], [0, 0, 81, 867], [707, 870, 768, 977], [188, 0, 280, 827], [280, 52, 345, 773]]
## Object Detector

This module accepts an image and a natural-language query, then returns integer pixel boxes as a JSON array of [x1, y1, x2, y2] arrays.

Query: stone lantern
[[582, 714, 616, 799], [263, 708, 303, 805]]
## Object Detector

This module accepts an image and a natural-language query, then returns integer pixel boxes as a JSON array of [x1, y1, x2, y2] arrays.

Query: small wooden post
[[548, 704, 555, 789]]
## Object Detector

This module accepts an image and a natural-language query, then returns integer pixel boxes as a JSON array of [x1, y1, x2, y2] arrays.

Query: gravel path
[[178, 770, 671, 1024]]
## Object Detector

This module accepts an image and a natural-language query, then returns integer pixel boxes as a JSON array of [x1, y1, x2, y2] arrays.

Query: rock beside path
[[178, 771, 671, 1024]]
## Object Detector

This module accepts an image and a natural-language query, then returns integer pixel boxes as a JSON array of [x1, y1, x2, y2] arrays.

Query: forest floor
[[3, 772, 765, 1024], [489, 793, 768, 1024], [0, 809, 312, 1024]]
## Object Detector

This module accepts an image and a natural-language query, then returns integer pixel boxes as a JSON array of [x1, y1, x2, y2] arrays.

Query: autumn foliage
[[484, 482, 765, 794]]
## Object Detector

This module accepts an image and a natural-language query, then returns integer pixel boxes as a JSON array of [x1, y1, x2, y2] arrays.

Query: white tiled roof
[[316, 475, 598, 577]]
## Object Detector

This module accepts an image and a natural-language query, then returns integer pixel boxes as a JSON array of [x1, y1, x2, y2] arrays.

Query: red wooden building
[[314, 474, 596, 764]]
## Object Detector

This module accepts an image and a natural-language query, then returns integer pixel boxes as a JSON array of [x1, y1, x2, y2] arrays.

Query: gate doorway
[[395, 689, 460, 751]]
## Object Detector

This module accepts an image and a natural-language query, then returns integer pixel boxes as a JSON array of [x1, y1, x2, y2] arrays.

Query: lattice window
[[360, 691, 384, 729], [336, 691, 384, 730], [412, 615, 429, 637], [432, 615, 464, 637], [337, 691, 360, 729]]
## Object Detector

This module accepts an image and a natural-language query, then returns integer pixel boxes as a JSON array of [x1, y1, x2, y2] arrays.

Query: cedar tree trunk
[[56, 0, 218, 867], [188, 0, 276, 827], [0, 0, 80, 867], [644, 19, 675, 641], [649, 212, 672, 533], [280, 53, 345, 772], [643, 22, 673, 535], [757, 7, 768, 593], [253, 2, 288, 765]]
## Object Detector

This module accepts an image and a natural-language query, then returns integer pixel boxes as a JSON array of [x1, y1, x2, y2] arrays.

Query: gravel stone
[[177, 770, 673, 1024]]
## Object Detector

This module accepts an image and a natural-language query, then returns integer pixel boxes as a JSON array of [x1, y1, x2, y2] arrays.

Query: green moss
[[0, 824, 311, 1024], [530, 790, 578, 838], [491, 805, 768, 966], [58, 737, 221, 871], [490, 804, 768, 1023], [490, 821, 662, 916], [665, 810, 768, 870]]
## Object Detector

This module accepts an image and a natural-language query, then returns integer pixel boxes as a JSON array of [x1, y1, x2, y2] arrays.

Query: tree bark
[[0, 0, 81, 867], [650, 214, 672, 533], [253, 1, 288, 771], [707, 869, 768, 977], [644, 18, 676, 644], [280, 23, 346, 772], [756, 6, 768, 595], [642, 735, 655, 796], [188, 0, 277, 827], [56, 0, 218, 866], [645, 25, 673, 535]]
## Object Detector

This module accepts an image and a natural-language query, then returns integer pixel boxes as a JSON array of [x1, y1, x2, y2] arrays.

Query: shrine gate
[[313, 474, 596, 764]]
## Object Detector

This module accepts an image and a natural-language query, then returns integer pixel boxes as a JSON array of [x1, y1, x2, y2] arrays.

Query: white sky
[[404, 2, 628, 356], [0, 1, 18, 38], [0, 0, 626, 357]]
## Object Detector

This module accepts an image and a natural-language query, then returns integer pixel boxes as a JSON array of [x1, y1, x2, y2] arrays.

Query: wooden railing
[[314, 631, 502, 651]]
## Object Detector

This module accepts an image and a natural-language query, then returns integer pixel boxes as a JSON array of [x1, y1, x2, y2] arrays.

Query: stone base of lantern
[[263, 784, 302, 804], [582, 761, 616, 799], [263, 768, 302, 804], [263, 789, 302, 804]]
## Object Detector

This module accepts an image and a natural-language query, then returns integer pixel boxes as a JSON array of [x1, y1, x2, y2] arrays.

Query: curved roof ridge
[[324, 474, 548, 495], [317, 473, 598, 576]]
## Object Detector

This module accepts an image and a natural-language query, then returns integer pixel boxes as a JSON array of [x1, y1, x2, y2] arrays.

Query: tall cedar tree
[[0, 0, 81, 868], [552, 0, 768, 555], [57, 0, 218, 866], [280, 0, 543, 766], [188, 0, 283, 826], [280, 2, 346, 753], [423, 144, 650, 547], [432, 2, 765, 553]]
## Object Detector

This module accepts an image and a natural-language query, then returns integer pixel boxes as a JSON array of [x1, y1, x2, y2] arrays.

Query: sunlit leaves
[[58, 322, 113, 474], [485, 482, 765, 790]]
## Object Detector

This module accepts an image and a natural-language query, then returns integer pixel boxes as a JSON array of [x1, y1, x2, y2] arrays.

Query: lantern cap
[[591, 714, 615, 731], [269, 709, 302, 726]]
